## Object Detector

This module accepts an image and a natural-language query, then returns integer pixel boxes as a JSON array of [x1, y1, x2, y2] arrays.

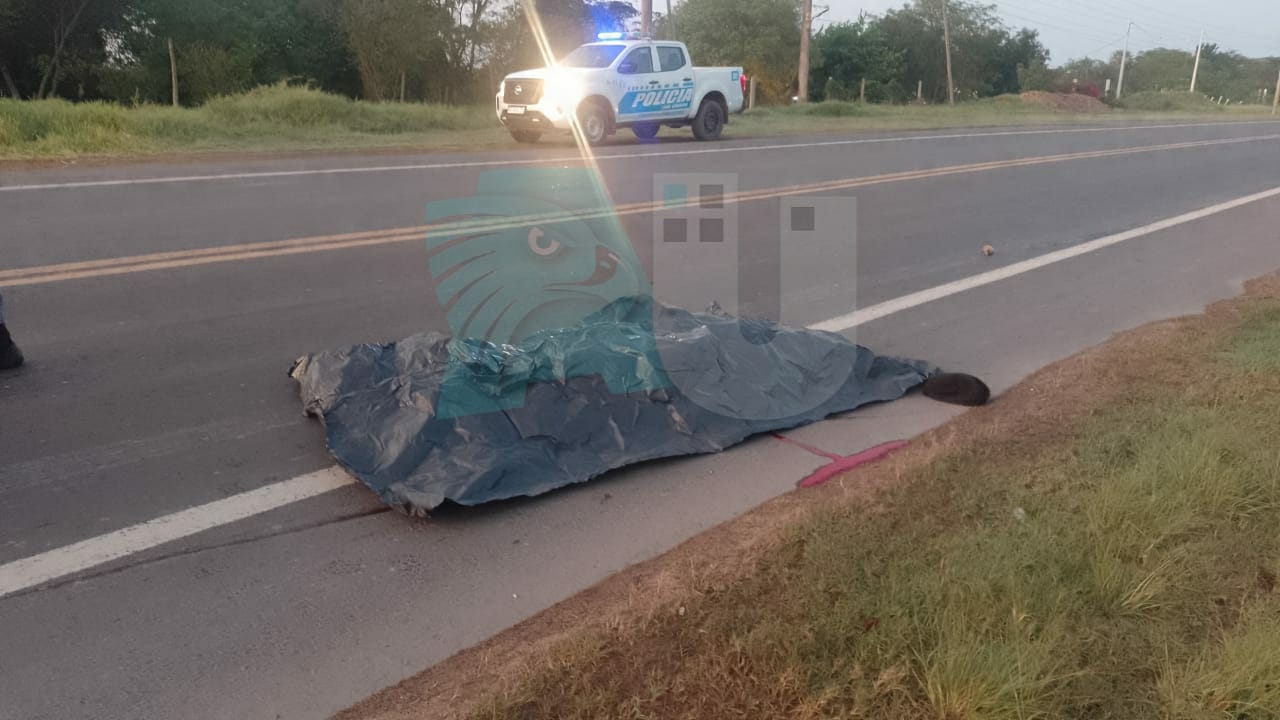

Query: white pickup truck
[[495, 33, 746, 145]]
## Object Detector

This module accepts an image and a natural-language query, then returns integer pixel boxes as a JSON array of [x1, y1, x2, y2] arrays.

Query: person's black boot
[[0, 324, 23, 370]]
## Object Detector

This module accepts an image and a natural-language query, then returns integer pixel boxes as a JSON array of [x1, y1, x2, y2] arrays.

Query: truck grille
[[504, 78, 542, 104]]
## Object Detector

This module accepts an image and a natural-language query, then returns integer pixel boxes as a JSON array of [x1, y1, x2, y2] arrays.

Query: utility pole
[[641, 0, 652, 34], [942, 0, 956, 105], [797, 0, 813, 102], [1116, 20, 1133, 100], [665, 0, 674, 39], [168, 38, 179, 107], [1272, 67, 1280, 116], [1189, 30, 1204, 93]]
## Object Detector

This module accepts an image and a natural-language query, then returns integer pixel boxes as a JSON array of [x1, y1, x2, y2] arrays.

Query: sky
[[820, 0, 1280, 63]]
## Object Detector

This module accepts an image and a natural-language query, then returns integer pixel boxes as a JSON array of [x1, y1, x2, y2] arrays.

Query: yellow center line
[[4, 133, 1277, 289]]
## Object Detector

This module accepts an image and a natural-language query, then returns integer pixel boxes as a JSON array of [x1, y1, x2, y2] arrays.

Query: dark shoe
[[0, 324, 23, 370], [921, 372, 990, 406]]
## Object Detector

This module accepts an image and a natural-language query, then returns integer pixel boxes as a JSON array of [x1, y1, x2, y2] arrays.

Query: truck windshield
[[561, 44, 626, 68]]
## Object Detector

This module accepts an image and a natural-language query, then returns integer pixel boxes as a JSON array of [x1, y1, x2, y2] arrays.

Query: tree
[[474, 0, 642, 100], [988, 27, 1048, 94], [341, 0, 451, 101], [809, 19, 904, 102], [875, 1, 1045, 100], [1059, 57, 1115, 85], [672, 0, 799, 101], [1016, 57, 1056, 92], [0, 0, 131, 99], [1123, 48, 1194, 95], [98, 0, 361, 105]]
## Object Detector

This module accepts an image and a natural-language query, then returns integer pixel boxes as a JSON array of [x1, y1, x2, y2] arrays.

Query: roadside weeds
[[1, 85, 1271, 164], [340, 273, 1280, 720]]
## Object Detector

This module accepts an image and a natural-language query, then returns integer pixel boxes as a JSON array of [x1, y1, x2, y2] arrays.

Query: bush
[[822, 76, 852, 102], [1058, 81, 1103, 99], [803, 101, 872, 117], [1017, 59, 1058, 92], [202, 84, 488, 132], [1115, 91, 1223, 112], [0, 85, 495, 157], [177, 44, 255, 105]]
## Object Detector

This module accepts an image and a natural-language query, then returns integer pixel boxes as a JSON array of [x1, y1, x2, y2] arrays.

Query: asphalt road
[[3, 119, 1280, 720]]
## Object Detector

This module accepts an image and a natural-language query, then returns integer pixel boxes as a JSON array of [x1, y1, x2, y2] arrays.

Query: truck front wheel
[[691, 99, 725, 141], [577, 103, 610, 145], [510, 129, 541, 143]]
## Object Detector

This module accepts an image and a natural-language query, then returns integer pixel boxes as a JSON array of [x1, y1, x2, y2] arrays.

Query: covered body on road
[[290, 297, 934, 513]]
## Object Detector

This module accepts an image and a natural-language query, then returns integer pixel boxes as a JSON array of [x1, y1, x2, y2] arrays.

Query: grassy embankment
[[0, 85, 1269, 161], [345, 275, 1280, 720], [475, 291, 1280, 719]]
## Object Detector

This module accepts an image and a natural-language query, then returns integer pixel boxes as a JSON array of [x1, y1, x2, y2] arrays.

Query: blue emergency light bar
[[596, 31, 650, 41]]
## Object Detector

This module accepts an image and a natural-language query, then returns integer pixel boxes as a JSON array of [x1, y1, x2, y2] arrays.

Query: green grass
[[732, 94, 1268, 137], [1, 85, 1271, 161], [469, 296, 1280, 719], [1117, 91, 1235, 112], [1225, 306, 1280, 372], [0, 84, 500, 159]]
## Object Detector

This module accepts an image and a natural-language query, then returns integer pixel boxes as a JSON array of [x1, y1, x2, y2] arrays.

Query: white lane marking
[[1, 120, 1274, 193], [2, 184, 1279, 599], [0, 467, 354, 599], [811, 184, 1280, 332]]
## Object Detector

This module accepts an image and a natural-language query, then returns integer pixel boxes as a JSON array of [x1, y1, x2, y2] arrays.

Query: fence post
[[860, 78, 866, 103], [168, 38, 179, 107], [749, 76, 757, 110]]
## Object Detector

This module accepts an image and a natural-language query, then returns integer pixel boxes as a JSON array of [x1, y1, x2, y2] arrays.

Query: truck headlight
[[543, 75, 582, 110]]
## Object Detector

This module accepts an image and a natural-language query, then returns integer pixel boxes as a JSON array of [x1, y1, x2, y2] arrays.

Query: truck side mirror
[[618, 61, 636, 74]]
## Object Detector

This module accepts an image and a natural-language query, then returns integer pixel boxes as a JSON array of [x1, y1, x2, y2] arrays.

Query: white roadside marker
[[2, 184, 1279, 600]]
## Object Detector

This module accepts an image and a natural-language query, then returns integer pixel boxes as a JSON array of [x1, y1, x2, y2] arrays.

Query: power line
[[1131, 22, 1199, 50], [994, 0, 1126, 36], [1074, 35, 1129, 60], [992, 3, 1130, 46], [1109, 0, 1279, 48], [999, 0, 1183, 44], [1001, 0, 1279, 60], [1053, 0, 1136, 25]]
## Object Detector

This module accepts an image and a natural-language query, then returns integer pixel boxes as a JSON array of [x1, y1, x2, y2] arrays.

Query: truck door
[[655, 45, 697, 118], [615, 45, 690, 122]]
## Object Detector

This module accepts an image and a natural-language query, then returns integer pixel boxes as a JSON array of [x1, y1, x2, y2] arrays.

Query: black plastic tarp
[[290, 297, 934, 514]]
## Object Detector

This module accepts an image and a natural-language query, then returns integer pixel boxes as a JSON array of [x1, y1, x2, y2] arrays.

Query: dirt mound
[[1020, 91, 1109, 112]]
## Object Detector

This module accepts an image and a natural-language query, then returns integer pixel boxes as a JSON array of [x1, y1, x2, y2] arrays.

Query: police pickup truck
[[496, 32, 746, 145]]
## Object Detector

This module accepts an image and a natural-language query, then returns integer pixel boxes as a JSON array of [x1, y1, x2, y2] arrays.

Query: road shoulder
[[338, 271, 1280, 720]]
